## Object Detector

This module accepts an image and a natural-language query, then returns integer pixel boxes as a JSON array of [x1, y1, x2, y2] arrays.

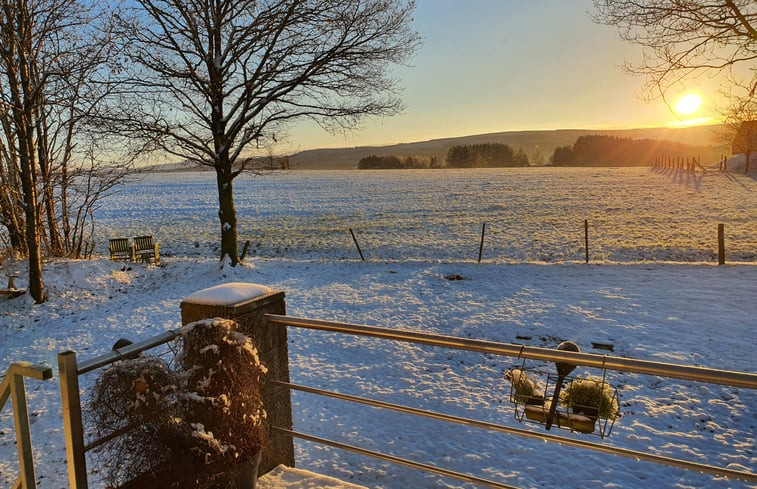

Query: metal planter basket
[[506, 364, 620, 438]]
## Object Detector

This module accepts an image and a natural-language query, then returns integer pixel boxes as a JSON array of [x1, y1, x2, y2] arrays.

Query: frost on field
[[94, 168, 757, 263]]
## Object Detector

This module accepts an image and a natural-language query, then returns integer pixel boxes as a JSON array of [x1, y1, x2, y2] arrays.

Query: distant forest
[[357, 143, 529, 169], [446, 143, 529, 167], [551, 135, 707, 166], [357, 155, 440, 169], [356, 136, 717, 170]]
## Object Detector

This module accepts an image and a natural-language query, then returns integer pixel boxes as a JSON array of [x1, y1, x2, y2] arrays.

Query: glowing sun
[[674, 93, 703, 116]]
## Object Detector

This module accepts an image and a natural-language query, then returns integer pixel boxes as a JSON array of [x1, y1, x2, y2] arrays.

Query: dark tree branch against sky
[[591, 0, 756, 110]]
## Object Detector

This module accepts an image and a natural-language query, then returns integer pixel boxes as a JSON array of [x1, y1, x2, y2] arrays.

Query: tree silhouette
[[109, 0, 420, 265]]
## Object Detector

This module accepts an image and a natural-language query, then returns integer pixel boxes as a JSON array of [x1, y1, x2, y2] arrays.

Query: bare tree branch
[[592, 0, 756, 107]]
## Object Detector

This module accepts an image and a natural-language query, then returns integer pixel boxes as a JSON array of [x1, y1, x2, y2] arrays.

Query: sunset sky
[[282, 0, 722, 152]]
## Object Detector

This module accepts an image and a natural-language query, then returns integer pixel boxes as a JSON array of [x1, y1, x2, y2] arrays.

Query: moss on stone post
[[180, 283, 294, 476]]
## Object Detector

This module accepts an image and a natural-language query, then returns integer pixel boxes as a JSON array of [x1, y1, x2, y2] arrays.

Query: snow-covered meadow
[[1, 167, 755, 489], [93, 167, 756, 264]]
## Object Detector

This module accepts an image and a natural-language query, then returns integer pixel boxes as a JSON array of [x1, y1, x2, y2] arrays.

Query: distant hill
[[288, 124, 729, 170], [140, 124, 730, 172]]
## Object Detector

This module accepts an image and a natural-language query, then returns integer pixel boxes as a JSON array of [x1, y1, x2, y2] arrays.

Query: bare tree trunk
[[14, 115, 46, 301], [216, 165, 239, 265], [18, 146, 45, 302], [0, 118, 27, 250], [36, 110, 64, 255], [1, 0, 46, 302], [0, 189, 26, 248]]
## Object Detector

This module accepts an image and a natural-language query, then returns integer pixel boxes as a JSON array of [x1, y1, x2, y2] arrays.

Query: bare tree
[[32, 3, 133, 258], [591, 1, 756, 110], [720, 97, 757, 172], [0, 109, 26, 250], [1, 0, 47, 301], [110, 0, 420, 265], [1, 0, 131, 302]]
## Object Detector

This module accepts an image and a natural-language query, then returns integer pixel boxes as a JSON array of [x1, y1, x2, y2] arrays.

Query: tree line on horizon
[[551, 135, 714, 166], [357, 143, 530, 169], [357, 154, 440, 169], [446, 143, 529, 168]]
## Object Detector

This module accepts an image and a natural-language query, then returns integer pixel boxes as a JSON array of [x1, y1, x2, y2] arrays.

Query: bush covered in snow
[[88, 318, 267, 489], [178, 318, 268, 487]]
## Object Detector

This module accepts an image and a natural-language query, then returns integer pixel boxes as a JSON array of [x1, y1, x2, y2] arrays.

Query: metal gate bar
[[273, 380, 757, 483], [268, 314, 757, 485], [273, 427, 519, 489], [266, 315, 757, 388]]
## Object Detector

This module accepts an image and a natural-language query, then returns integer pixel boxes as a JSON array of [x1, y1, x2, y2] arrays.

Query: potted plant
[[507, 372, 619, 435], [505, 368, 544, 406], [559, 375, 620, 431]]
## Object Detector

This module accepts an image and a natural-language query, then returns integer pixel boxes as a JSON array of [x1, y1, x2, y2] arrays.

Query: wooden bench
[[133, 235, 160, 264], [0, 274, 26, 298], [109, 238, 134, 262]]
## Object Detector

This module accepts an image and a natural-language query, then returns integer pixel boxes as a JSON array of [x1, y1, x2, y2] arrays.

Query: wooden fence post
[[11, 374, 37, 489], [349, 228, 365, 261], [58, 351, 89, 489], [584, 220, 589, 264], [718, 224, 725, 265], [478, 223, 486, 263]]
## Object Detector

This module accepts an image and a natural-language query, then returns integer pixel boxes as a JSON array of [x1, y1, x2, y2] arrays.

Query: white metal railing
[[266, 314, 757, 487], [0, 362, 53, 489]]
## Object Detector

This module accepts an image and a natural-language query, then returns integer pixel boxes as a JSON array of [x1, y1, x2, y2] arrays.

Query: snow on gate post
[[180, 283, 295, 476]]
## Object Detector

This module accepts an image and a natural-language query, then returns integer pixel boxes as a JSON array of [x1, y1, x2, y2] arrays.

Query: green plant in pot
[[560, 375, 619, 420]]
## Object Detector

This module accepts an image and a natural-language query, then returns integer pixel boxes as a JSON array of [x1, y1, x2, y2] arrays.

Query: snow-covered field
[[1, 167, 755, 489], [94, 167, 756, 263]]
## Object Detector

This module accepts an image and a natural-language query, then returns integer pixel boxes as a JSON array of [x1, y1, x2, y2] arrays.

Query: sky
[[281, 0, 723, 152]]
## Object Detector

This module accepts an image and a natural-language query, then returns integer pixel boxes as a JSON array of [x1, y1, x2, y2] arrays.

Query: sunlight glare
[[674, 93, 702, 116]]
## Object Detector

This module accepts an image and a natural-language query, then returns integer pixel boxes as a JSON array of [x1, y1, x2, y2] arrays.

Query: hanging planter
[[505, 367, 620, 438], [522, 403, 597, 434]]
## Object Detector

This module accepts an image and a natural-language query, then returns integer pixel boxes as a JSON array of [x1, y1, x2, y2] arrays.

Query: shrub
[[505, 368, 542, 404], [177, 318, 268, 487], [88, 356, 184, 487], [88, 318, 268, 489]]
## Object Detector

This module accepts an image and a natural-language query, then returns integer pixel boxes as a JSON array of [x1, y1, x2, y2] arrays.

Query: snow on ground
[[92, 167, 757, 264], [259, 465, 368, 489], [1, 167, 756, 489]]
